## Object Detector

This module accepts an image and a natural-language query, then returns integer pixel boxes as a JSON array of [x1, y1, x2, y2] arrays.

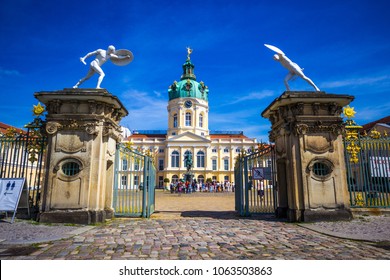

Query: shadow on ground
[[152, 210, 285, 222]]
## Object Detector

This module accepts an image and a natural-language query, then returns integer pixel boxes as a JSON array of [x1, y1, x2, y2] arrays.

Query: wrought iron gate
[[113, 144, 156, 218], [0, 118, 47, 217], [344, 128, 390, 208], [234, 145, 277, 216]]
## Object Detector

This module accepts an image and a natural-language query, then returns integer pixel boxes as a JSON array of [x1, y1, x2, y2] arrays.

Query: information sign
[[252, 167, 272, 180], [0, 178, 26, 223]]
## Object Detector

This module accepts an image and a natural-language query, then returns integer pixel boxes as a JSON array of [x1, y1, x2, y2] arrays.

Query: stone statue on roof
[[264, 44, 320, 92]]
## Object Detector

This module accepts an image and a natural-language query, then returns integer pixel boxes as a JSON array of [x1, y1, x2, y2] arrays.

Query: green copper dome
[[168, 56, 209, 101]]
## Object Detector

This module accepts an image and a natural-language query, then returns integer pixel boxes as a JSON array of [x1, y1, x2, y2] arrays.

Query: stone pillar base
[[302, 209, 352, 222], [35, 89, 129, 224], [286, 208, 352, 222], [39, 209, 111, 224], [276, 207, 288, 218], [262, 91, 355, 223]]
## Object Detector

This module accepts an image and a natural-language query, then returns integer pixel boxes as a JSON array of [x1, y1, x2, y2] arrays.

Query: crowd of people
[[168, 180, 235, 194]]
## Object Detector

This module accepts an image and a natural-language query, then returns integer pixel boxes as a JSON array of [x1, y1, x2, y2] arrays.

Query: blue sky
[[0, 0, 389, 141]]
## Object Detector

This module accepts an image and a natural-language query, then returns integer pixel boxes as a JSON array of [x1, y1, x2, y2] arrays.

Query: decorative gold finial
[[125, 140, 133, 151], [343, 105, 362, 163], [186, 47, 193, 60], [369, 129, 381, 139], [32, 103, 45, 116], [343, 105, 356, 119]]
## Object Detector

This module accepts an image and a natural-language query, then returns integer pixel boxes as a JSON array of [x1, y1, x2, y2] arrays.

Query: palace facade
[[124, 52, 257, 187]]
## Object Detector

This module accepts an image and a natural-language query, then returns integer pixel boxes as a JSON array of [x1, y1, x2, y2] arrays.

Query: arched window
[[199, 113, 203, 127], [197, 151, 205, 168], [173, 114, 178, 128], [197, 175, 204, 184], [171, 151, 179, 167], [185, 112, 191, 126]]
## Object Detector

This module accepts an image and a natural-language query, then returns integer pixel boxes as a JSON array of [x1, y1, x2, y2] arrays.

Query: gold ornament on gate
[[32, 103, 45, 116], [343, 105, 362, 164]]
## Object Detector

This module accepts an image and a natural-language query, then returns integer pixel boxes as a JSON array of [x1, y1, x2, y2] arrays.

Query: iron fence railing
[[345, 134, 390, 208], [0, 122, 47, 217], [113, 144, 156, 218], [234, 145, 277, 216]]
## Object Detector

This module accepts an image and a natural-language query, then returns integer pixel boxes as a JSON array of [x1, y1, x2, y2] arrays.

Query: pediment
[[167, 131, 211, 143]]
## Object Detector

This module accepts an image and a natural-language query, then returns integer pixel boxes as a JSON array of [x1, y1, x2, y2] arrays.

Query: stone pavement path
[[1, 191, 389, 260], [2, 216, 389, 260]]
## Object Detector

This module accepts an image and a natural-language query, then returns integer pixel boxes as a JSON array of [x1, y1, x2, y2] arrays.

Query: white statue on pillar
[[264, 44, 320, 92], [73, 45, 133, 89]]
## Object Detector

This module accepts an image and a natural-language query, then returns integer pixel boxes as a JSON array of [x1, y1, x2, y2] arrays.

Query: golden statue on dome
[[186, 47, 193, 60]]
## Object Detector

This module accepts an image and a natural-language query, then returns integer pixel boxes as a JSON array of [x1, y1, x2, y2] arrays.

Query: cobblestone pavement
[[1, 191, 389, 260]]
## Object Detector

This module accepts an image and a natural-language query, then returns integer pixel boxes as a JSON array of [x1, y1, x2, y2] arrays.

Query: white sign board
[[252, 167, 272, 180], [0, 178, 26, 223], [369, 157, 390, 178]]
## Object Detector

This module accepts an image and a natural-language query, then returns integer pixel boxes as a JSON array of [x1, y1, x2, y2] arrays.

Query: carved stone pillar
[[262, 91, 354, 222], [35, 89, 128, 224]]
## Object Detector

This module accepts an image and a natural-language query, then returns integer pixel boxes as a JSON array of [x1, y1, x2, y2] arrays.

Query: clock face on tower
[[184, 100, 193, 108]]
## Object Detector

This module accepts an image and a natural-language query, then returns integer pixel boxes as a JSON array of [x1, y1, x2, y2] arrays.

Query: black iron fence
[[0, 118, 47, 217]]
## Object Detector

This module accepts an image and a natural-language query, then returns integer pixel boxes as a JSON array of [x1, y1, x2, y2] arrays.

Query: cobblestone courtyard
[[1, 191, 389, 260]]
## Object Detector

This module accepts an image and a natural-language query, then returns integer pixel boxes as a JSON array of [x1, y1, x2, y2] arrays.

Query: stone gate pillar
[[262, 91, 354, 222], [35, 89, 128, 224]]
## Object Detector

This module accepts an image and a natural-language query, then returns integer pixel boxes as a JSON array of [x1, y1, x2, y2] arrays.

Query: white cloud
[[354, 102, 390, 122], [223, 90, 275, 105], [0, 67, 21, 77], [119, 89, 168, 131], [321, 75, 390, 89]]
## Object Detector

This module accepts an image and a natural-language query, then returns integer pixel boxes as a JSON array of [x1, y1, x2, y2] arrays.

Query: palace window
[[185, 112, 192, 126], [134, 160, 140, 170], [173, 114, 178, 128], [197, 151, 205, 168], [134, 175, 139, 187], [171, 151, 179, 167], [121, 175, 127, 187], [158, 159, 164, 171], [122, 158, 128, 171], [224, 159, 229, 171], [212, 159, 217, 171], [199, 114, 203, 127]]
